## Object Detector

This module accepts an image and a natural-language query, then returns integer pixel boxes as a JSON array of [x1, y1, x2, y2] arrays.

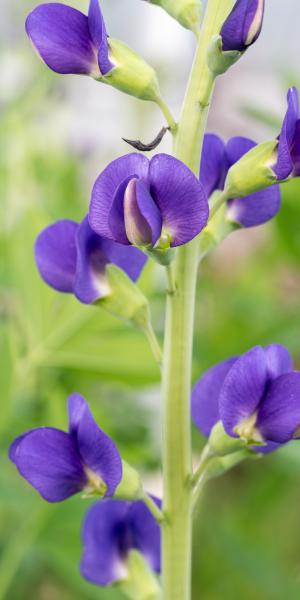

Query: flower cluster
[[192, 344, 300, 453], [9, 394, 162, 586]]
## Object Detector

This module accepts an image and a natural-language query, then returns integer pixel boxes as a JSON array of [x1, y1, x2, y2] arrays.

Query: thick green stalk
[[161, 2, 234, 599]]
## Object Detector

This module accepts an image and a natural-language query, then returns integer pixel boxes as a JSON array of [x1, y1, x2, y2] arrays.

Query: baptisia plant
[[10, 0, 300, 599]]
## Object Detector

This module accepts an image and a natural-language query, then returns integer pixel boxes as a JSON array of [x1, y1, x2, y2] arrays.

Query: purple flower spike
[[89, 153, 209, 249], [200, 133, 281, 228], [9, 394, 122, 502], [192, 344, 300, 451], [220, 0, 265, 52], [35, 216, 147, 304], [81, 497, 161, 586], [26, 1, 114, 77], [273, 87, 300, 180]]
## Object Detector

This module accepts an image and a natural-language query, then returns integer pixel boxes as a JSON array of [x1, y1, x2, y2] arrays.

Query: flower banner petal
[[35, 220, 78, 293], [129, 498, 161, 573], [257, 372, 300, 443], [200, 134, 227, 198]]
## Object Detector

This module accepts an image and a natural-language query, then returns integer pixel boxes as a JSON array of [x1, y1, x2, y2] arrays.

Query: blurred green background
[[2, 1, 300, 599]]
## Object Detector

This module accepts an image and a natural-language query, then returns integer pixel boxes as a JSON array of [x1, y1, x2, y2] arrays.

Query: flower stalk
[[161, 1, 235, 599]]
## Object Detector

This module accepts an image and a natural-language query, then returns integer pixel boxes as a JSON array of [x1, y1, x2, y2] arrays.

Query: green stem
[[142, 493, 164, 524], [161, 2, 235, 599], [143, 321, 163, 367], [208, 190, 229, 222], [155, 96, 177, 133]]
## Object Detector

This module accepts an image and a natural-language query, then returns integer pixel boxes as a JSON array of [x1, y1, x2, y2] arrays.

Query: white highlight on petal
[[234, 411, 264, 443], [245, 0, 264, 46]]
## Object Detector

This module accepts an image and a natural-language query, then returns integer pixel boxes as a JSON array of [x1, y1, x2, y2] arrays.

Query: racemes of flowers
[[9, 1, 300, 599]]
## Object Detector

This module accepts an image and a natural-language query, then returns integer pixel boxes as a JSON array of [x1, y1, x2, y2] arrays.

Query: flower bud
[[146, 0, 202, 33], [207, 34, 241, 77], [102, 38, 160, 102], [220, 0, 265, 52], [224, 140, 278, 199]]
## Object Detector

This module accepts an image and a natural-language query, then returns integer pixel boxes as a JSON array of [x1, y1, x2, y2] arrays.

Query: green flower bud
[[102, 38, 160, 102], [224, 140, 278, 198], [147, 0, 202, 33], [114, 461, 143, 500], [207, 34, 241, 76]]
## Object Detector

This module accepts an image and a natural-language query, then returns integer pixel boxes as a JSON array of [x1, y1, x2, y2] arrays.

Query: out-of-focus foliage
[[2, 4, 300, 600]]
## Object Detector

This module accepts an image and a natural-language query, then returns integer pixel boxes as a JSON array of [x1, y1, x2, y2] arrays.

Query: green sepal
[[145, 246, 175, 266], [207, 35, 241, 76], [101, 38, 160, 102], [114, 461, 143, 501], [98, 264, 150, 330], [204, 449, 249, 479], [199, 195, 237, 259], [148, 0, 202, 33], [224, 140, 278, 198], [117, 550, 161, 600], [208, 421, 247, 456]]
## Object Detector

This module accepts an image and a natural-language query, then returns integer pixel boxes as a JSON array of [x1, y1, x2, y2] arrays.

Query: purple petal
[[89, 154, 149, 240], [129, 498, 162, 573], [225, 136, 256, 168], [88, 0, 113, 75], [102, 238, 147, 282], [274, 87, 299, 180], [149, 154, 209, 247], [227, 185, 281, 228], [252, 441, 282, 454], [26, 3, 97, 75], [265, 344, 293, 380], [74, 217, 109, 304], [291, 119, 300, 176], [219, 346, 268, 436], [200, 134, 228, 198], [81, 500, 130, 586], [192, 358, 238, 437], [9, 427, 86, 502], [220, 0, 265, 52], [123, 179, 162, 247], [35, 220, 77, 293], [257, 372, 300, 443], [67, 394, 122, 497]]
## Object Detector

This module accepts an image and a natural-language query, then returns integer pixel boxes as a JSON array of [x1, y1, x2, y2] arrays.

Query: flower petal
[[88, 0, 113, 74], [81, 500, 130, 586], [67, 393, 122, 496], [9, 427, 86, 502], [220, 0, 265, 52], [265, 344, 293, 380], [291, 119, 300, 176], [219, 346, 268, 436], [35, 220, 77, 293], [89, 154, 149, 239], [26, 3, 97, 75], [274, 87, 299, 180], [227, 185, 281, 228], [192, 358, 238, 437], [124, 179, 162, 247], [74, 217, 109, 304], [129, 498, 162, 573], [200, 134, 227, 198], [149, 154, 209, 247], [102, 239, 147, 282], [226, 136, 256, 168], [257, 372, 300, 443]]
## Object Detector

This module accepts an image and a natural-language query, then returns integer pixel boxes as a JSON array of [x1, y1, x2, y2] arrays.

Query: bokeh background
[[1, 0, 300, 598]]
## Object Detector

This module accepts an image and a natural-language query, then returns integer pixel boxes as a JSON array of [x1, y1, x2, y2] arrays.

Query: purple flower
[[200, 134, 281, 227], [26, 0, 113, 77], [273, 87, 300, 180], [89, 153, 209, 249], [220, 0, 265, 52], [35, 216, 147, 304], [81, 497, 161, 586], [9, 394, 122, 502], [192, 344, 300, 450]]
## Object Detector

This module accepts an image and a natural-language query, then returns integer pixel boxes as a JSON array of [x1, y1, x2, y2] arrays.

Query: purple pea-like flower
[[192, 344, 300, 451], [89, 153, 209, 249], [220, 0, 265, 52], [9, 394, 122, 502], [273, 87, 300, 181], [200, 133, 281, 227], [35, 216, 147, 304], [26, 0, 113, 77], [81, 497, 161, 586]]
